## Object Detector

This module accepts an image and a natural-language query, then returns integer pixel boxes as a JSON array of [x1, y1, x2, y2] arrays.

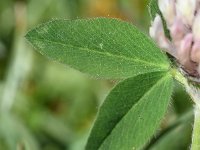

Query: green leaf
[[86, 71, 173, 150], [26, 18, 170, 79], [149, 0, 160, 20], [148, 0, 171, 40], [147, 110, 193, 150]]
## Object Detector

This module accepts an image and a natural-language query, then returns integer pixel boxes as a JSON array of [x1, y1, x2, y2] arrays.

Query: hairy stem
[[191, 106, 200, 150], [186, 84, 200, 150], [173, 69, 200, 150]]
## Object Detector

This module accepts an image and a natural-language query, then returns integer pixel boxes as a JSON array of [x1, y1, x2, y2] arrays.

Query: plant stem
[[171, 68, 188, 86], [186, 84, 200, 150], [174, 69, 200, 150], [191, 106, 200, 150]]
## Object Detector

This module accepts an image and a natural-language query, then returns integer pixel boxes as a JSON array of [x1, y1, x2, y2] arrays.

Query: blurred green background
[[0, 0, 195, 150]]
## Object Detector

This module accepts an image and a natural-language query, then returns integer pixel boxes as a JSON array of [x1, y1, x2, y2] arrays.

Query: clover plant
[[26, 0, 200, 149]]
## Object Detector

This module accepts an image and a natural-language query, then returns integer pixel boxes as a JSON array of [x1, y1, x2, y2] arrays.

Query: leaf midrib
[[28, 37, 169, 69], [98, 72, 171, 150]]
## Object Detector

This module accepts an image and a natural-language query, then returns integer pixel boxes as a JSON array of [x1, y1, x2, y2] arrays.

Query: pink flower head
[[150, 0, 200, 77]]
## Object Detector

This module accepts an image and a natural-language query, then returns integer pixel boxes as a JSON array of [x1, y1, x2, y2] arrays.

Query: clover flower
[[150, 0, 200, 77]]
